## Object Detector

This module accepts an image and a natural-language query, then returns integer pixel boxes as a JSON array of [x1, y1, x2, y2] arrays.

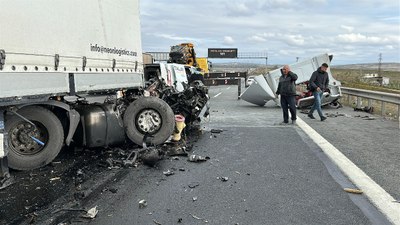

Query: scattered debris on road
[[210, 129, 224, 134], [353, 106, 373, 113], [188, 154, 209, 162], [217, 176, 229, 182], [163, 170, 175, 176], [188, 182, 200, 189], [153, 219, 162, 225], [82, 206, 98, 219], [139, 199, 147, 208], [190, 213, 209, 223], [49, 177, 61, 181], [192, 196, 198, 201], [344, 188, 363, 194]]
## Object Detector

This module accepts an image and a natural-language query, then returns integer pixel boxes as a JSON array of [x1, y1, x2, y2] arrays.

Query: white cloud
[[385, 45, 394, 50], [154, 33, 197, 42], [223, 36, 235, 45], [226, 2, 252, 16], [340, 25, 355, 33], [281, 34, 305, 46], [248, 35, 267, 42], [336, 33, 397, 45]]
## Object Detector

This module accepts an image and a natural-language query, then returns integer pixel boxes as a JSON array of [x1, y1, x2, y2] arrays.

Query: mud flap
[[0, 109, 14, 189]]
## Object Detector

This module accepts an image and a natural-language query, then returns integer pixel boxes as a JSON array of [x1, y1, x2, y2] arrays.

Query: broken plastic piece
[[217, 177, 229, 182], [188, 155, 208, 162], [163, 170, 175, 176], [139, 199, 147, 208], [82, 206, 98, 219]]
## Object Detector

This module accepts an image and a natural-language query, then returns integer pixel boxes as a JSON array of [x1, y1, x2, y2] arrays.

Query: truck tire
[[6, 106, 64, 170], [124, 97, 175, 146]]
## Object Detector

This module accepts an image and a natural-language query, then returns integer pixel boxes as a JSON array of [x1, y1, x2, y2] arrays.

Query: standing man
[[276, 65, 298, 124], [308, 63, 329, 121]]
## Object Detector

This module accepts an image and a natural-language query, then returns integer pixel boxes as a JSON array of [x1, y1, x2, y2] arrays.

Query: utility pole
[[378, 53, 382, 77]]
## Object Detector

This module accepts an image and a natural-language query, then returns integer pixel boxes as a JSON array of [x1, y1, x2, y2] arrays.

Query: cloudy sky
[[140, 0, 399, 65]]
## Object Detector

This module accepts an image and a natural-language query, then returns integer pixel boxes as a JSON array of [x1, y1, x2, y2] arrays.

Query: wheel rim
[[9, 121, 48, 155], [136, 109, 162, 134]]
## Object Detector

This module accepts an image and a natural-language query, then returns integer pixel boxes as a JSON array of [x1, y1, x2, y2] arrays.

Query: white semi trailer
[[0, 0, 176, 181]]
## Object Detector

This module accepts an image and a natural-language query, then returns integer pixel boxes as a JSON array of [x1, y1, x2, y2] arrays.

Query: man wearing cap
[[308, 63, 329, 121]]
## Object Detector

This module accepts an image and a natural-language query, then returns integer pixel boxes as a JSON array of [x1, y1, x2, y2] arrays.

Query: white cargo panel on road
[[0, 0, 143, 71]]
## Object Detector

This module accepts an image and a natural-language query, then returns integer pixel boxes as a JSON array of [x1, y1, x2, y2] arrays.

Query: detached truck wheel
[[6, 106, 64, 170], [124, 97, 175, 146]]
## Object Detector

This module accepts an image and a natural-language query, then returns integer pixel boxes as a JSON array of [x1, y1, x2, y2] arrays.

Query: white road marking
[[226, 87, 231, 90], [213, 92, 222, 98], [296, 117, 400, 225]]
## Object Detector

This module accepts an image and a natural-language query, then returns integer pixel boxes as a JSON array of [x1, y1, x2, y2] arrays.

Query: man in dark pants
[[276, 65, 298, 125], [308, 63, 329, 121]]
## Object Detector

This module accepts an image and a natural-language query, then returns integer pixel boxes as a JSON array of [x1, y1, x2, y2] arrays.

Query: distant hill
[[211, 62, 400, 72], [332, 63, 400, 72]]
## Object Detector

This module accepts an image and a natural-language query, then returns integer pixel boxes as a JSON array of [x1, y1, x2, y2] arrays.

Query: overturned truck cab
[[240, 53, 342, 108]]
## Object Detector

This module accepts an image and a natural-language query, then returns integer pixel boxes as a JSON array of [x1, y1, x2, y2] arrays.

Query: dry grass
[[331, 68, 400, 93], [332, 68, 400, 120]]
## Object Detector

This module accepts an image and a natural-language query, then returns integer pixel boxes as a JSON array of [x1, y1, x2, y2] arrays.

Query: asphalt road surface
[[2, 85, 398, 225], [75, 86, 395, 224]]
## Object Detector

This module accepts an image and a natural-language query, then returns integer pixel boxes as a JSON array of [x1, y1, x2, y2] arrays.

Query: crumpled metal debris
[[82, 206, 98, 219], [188, 155, 209, 162], [139, 199, 147, 208]]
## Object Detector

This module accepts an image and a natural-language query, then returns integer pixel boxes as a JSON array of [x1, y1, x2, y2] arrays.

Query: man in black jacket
[[308, 63, 329, 121], [276, 65, 298, 124]]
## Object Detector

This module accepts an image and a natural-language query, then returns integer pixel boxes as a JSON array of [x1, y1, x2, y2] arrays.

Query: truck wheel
[[124, 97, 174, 146], [6, 106, 64, 170]]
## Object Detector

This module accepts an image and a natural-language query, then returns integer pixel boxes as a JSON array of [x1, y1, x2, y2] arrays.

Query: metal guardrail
[[341, 87, 400, 120]]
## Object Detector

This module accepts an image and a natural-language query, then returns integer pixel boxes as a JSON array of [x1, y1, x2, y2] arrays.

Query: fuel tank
[[74, 104, 126, 148]]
